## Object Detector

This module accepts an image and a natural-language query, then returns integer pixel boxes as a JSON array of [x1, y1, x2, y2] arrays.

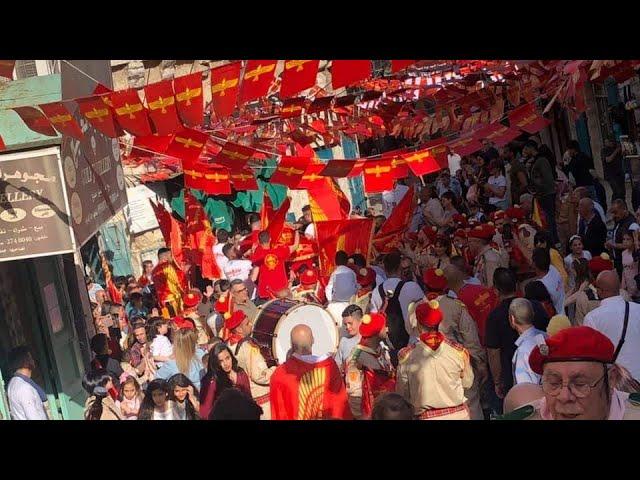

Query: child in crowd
[[117, 376, 143, 420], [148, 318, 173, 368]]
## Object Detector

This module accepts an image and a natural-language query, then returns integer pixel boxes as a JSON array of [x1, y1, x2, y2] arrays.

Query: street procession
[[2, 58, 640, 421]]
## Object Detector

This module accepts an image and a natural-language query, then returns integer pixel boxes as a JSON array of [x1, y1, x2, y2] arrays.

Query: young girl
[[148, 318, 173, 368], [199, 343, 251, 420], [82, 370, 123, 421], [621, 231, 640, 300], [168, 373, 200, 420], [117, 376, 143, 420], [426, 236, 452, 270], [563, 235, 592, 291], [138, 379, 179, 420], [534, 231, 568, 288]]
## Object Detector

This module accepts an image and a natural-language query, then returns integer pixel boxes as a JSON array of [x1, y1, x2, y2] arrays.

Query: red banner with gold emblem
[[280, 97, 306, 118], [508, 103, 551, 134], [184, 164, 231, 195], [12, 106, 57, 137], [472, 123, 521, 148], [315, 218, 374, 279], [215, 141, 255, 169], [270, 156, 309, 188], [363, 159, 395, 193], [77, 96, 120, 138], [331, 60, 371, 90], [184, 191, 222, 280], [210, 62, 242, 119], [372, 186, 415, 254], [230, 168, 258, 191], [110, 89, 153, 136], [166, 128, 209, 164], [266, 197, 291, 245], [296, 162, 325, 190], [240, 60, 277, 104], [308, 178, 351, 221], [280, 60, 319, 98], [401, 148, 440, 176], [447, 135, 483, 157], [144, 80, 181, 135], [38, 102, 84, 140], [173, 72, 204, 127]]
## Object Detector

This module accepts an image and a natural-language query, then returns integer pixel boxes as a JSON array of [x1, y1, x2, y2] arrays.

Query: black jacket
[[579, 213, 607, 256]]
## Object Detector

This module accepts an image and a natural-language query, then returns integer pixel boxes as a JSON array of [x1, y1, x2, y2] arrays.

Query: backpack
[[378, 280, 408, 352]]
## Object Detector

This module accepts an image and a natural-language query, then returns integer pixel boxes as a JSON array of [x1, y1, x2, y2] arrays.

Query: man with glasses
[[230, 279, 258, 324], [523, 326, 640, 420]]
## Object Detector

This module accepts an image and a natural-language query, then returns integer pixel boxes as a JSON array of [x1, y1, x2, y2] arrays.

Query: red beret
[[468, 224, 496, 240], [452, 213, 468, 228], [423, 267, 448, 292], [359, 312, 386, 338], [529, 326, 614, 375], [505, 205, 525, 222], [183, 290, 202, 309], [416, 300, 443, 328], [300, 268, 318, 286], [453, 229, 467, 239], [357, 267, 376, 287], [224, 310, 246, 331], [172, 316, 195, 330], [588, 253, 614, 276]]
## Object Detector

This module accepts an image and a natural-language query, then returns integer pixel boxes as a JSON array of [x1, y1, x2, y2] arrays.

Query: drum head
[[272, 304, 339, 364]]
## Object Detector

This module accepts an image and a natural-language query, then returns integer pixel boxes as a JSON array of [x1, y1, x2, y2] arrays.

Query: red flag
[[308, 178, 351, 221], [297, 163, 326, 190], [240, 60, 277, 104], [216, 142, 255, 169], [261, 191, 274, 230], [363, 159, 395, 193], [315, 219, 374, 279], [110, 89, 153, 136], [210, 62, 242, 119], [77, 96, 120, 138], [509, 103, 551, 134], [184, 164, 231, 195], [12, 106, 57, 137], [280, 97, 306, 118], [166, 128, 209, 164], [184, 191, 222, 280], [0, 60, 15, 79], [230, 168, 259, 191], [402, 149, 441, 176], [150, 200, 185, 267], [391, 60, 415, 73], [472, 123, 521, 148], [270, 156, 309, 188], [331, 60, 371, 90], [173, 72, 204, 127], [372, 186, 416, 254], [319, 159, 364, 178], [144, 80, 182, 135], [447, 135, 483, 157], [130, 134, 173, 157], [38, 102, 84, 140], [389, 156, 409, 179], [280, 60, 319, 98], [423, 140, 449, 170], [266, 197, 291, 245]]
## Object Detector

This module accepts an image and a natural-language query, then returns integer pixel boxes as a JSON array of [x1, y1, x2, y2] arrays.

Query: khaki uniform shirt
[[231, 339, 275, 400], [474, 245, 505, 288]]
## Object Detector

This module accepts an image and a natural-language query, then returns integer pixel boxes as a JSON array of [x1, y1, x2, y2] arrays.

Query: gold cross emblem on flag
[[212, 77, 239, 97], [148, 96, 175, 114], [175, 137, 204, 149], [365, 165, 391, 177], [220, 149, 250, 160], [185, 169, 203, 178], [280, 166, 304, 177], [282, 105, 302, 113], [244, 63, 275, 82], [115, 102, 143, 119], [49, 114, 72, 125], [232, 173, 253, 181], [285, 60, 311, 72], [176, 86, 202, 106], [391, 157, 406, 168], [303, 173, 321, 182], [404, 151, 430, 164], [205, 172, 229, 182], [85, 107, 109, 122]]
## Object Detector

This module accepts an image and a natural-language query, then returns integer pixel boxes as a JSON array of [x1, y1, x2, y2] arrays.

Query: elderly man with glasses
[[501, 326, 640, 420], [230, 279, 259, 324]]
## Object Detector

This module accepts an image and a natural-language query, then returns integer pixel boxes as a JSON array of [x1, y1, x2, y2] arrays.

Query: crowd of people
[[5, 135, 640, 421]]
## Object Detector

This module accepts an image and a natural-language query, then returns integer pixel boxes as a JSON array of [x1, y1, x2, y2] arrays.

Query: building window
[[592, 82, 614, 141], [14, 60, 38, 79]]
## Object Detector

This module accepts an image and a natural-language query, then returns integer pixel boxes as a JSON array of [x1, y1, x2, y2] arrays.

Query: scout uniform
[[352, 267, 377, 313], [225, 311, 275, 420], [396, 300, 474, 420], [292, 268, 322, 304], [182, 290, 210, 346], [469, 224, 505, 288]]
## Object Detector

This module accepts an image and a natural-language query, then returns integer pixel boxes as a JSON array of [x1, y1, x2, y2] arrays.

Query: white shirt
[[371, 265, 387, 283], [304, 223, 315, 240], [382, 184, 409, 219], [512, 327, 546, 385], [540, 266, 565, 315], [87, 283, 104, 303], [584, 296, 640, 380], [448, 153, 462, 175], [370, 277, 425, 341], [488, 175, 507, 205], [151, 335, 173, 367], [7, 376, 48, 420], [335, 334, 361, 373], [213, 243, 229, 279], [223, 259, 253, 281], [326, 265, 358, 303]]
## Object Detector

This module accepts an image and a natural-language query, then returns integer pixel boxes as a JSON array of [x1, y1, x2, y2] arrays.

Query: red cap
[[224, 310, 246, 331], [452, 213, 468, 228], [357, 267, 376, 287], [423, 267, 447, 292], [214, 295, 231, 314], [505, 205, 525, 222], [359, 312, 386, 338], [468, 224, 496, 240], [588, 253, 614, 276], [172, 316, 195, 330], [183, 290, 202, 309], [453, 229, 467, 239], [529, 326, 614, 375], [300, 268, 318, 286], [416, 300, 443, 328]]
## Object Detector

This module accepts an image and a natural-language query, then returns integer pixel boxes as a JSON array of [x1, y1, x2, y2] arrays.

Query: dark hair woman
[[82, 369, 123, 420], [199, 343, 251, 419], [138, 379, 180, 420], [524, 281, 556, 319], [167, 373, 200, 420]]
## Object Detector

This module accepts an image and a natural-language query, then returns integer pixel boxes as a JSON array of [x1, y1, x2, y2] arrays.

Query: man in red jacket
[[270, 324, 351, 420]]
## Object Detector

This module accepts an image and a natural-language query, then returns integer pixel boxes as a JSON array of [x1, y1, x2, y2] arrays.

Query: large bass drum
[[251, 299, 339, 367]]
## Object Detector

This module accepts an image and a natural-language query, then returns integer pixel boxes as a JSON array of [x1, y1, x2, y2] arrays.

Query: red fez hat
[[357, 267, 376, 287], [421, 225, 439, 242], [423, 268, 448, 292], [359, 312, 386, 338], [588, 253, 614, 276], [215, 295, 231, 314], [416, 300, 443, 328], [453, 229, 468, 239], [183, 290, 202, 309], [300, 268, 318, 286], [172, 316, 195, 330], [468, 224, 496, 240], [505, 205, 525, 222], [452, 213, 468, 228], [529, 326, 614, 375], [224, 310, 246, 331]]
